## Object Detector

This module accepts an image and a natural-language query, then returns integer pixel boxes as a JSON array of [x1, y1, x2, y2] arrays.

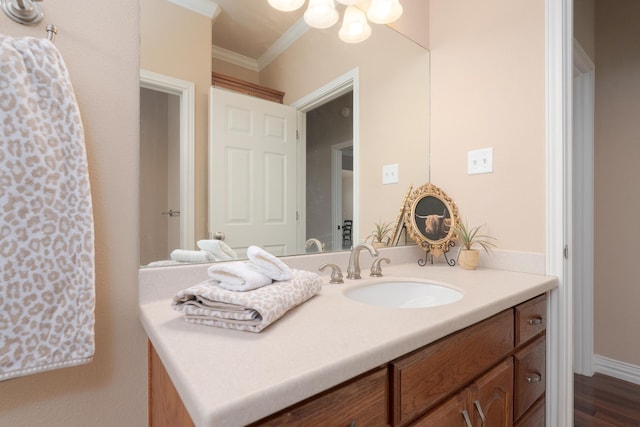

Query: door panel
[[210, 88, 298, 258]]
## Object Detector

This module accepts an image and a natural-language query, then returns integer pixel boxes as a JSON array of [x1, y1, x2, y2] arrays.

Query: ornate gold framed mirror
[[404, 183, 460, 265]]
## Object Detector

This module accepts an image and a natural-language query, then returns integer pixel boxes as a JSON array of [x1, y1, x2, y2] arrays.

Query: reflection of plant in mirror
[[453, 221, 497, 253], [368, 221, 393, 245]]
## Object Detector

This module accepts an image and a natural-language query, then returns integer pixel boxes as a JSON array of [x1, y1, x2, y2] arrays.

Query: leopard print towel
[[0, 35, 95, 381]]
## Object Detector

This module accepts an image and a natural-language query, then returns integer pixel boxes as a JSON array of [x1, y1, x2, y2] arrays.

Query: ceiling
[[211, 0, 305, 60]]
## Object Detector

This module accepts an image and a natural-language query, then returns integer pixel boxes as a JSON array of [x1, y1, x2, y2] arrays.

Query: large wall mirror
[[139, 0, 430, 266]]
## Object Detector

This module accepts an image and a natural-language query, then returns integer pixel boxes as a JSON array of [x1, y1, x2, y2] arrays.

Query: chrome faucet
[[346, 243, 379, 279]]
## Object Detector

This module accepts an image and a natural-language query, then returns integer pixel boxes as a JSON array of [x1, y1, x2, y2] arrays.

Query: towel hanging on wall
[[0, 35, 95, 381]]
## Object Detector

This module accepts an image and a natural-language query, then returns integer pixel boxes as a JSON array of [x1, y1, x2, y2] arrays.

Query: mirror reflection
[[139, 0, 430, 266]]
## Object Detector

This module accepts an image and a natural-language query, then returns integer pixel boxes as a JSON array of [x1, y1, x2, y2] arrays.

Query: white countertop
[[139, 248, 557, 427]]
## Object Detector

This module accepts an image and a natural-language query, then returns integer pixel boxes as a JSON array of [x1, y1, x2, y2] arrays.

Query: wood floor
[[575, 373, 640, 426]]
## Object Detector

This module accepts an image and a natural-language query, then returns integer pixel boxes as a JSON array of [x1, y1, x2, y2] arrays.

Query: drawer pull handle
[[474, 400, 486, 426], [526, 372, 542, 383], [461, 409, 473, 427], [528, 317, 543, 326]]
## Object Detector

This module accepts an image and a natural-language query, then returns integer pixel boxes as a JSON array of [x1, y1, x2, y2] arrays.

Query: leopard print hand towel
[[0, 35, 95, 381]]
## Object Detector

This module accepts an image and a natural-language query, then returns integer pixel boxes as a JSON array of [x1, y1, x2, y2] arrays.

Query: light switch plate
[[382, 164, 399, 184], [467, 148, 494, 175]]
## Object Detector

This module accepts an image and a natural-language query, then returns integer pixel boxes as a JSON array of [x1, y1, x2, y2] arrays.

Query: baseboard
[[593, 354, 640, 386]]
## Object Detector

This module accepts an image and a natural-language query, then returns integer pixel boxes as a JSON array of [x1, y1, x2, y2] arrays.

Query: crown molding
[[257, 18, 309, 70], [168, 0, 221, 19], [212, 46, 260, 72]]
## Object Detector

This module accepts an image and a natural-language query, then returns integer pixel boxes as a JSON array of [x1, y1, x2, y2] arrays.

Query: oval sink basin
[[344, 281, 463, 309]]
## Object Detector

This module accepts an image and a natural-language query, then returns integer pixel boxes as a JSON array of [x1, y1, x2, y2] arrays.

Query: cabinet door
[[411, 391, 470, 427], [392, 310, 514, 426], [470, 358, 514, 427]]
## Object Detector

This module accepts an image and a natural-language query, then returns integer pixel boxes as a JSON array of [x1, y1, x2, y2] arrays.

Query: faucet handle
[[319, 263, 344, 284], [370, 257, 390, 277]]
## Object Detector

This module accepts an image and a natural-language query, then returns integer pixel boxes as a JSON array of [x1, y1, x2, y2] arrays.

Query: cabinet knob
[[528, 316, 543, 326], [348, 421, 357, 427], [526, 372, 543, 383]]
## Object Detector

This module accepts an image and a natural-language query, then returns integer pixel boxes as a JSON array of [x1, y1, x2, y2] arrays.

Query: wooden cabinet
[[149, 343, 195, 427], [251, 367, 388, 427], [413, 358, 513, 427], [150, 293, 548, 427], [391, 309, 514, 425], [211, 72, 285, 104], [513, 295, 547, 425]]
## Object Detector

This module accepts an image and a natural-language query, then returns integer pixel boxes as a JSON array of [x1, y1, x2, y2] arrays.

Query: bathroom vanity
[[139, 250, 556, 427]]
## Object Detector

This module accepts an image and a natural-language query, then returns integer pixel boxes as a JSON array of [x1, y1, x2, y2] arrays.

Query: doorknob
[[213, 231, 225, 241]]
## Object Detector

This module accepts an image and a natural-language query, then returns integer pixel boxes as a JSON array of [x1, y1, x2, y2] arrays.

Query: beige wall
[[0, 1, 146, 426], [140, 0, 212, 246], [574, 0, 596, 61], [594, 0, 640, 366], [260, 24, 430, 241], [428, 0, 546, 253]]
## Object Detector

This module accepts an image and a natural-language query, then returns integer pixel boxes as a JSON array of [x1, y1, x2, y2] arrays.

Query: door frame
[[140, 69, 195, 250], [545, 0, 574, 425], [572, 40, 595, 376], [291, 68, 360, 246]]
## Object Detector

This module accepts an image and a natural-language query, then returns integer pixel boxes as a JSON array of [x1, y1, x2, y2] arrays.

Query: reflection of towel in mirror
[[247, 245, 293, 281], [208, 261, 272, 291], [172, 269, 322, 332], [197, 239, 237, 261], [170, 249, 214, 263]]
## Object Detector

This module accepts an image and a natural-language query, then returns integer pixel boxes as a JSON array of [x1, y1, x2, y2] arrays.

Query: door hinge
[[296, 211, 299, 221], [296, 129, 299, 140], [564, 245, 569, 259]]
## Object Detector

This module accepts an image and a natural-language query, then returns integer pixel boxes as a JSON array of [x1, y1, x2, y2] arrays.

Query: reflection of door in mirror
[[139, 88, 181, 265], [209, 87, 298, 259]]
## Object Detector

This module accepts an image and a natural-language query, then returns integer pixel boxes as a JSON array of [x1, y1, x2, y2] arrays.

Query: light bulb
[[336, 0, 361, 4], [268, 0, 306, 12], [338, 5, 371, 43], [367, 0, 403, 24], [304, 0, 339, 29]]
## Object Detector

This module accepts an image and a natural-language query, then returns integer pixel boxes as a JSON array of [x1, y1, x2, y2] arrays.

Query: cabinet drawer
[[515, 294, 547, 346], [514, 335, 546, 421], [515, 397, 545, 427], [391, 309, 514, 426], [252, 367, 388, 427]]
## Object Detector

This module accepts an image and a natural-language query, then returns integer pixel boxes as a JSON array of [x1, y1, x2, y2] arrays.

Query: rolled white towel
[[246, 246, 293, 281], [197, 239, 238, 261], [170, 249, 214, 263], [208, 261, 272, 292]]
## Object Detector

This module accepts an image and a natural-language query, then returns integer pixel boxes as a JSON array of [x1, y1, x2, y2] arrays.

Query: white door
[[209, 88, 298, 258]]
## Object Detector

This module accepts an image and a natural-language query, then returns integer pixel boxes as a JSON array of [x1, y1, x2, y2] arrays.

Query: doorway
[[139, 88, 181, 264], [139, 70, 195, 265], [305, 92, 354, 252]]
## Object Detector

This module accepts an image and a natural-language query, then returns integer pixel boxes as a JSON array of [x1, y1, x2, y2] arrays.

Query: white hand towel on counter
[[246, 245, 293, 281], [197, 239, 238, 261], [0, 36, 95, 381], [170, 249, 214, 263], [208, 261, 272, 291], [172, 269, 322, 332]]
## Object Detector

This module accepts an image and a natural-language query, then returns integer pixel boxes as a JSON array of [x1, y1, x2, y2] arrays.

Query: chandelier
[[267, 0, 403, 44]]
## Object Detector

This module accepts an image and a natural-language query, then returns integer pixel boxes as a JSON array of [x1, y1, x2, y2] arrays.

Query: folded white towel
[[247, 245, 293, 281], [170, 249, 214, 263], [172, 269, 322, 332], [208, 261, 272, 291], [197, 239, 238, 261]]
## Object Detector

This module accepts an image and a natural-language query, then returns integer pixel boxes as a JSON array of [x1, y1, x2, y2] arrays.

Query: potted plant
[[368, 221, 393, 248], [453, 221, 496, 270]]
